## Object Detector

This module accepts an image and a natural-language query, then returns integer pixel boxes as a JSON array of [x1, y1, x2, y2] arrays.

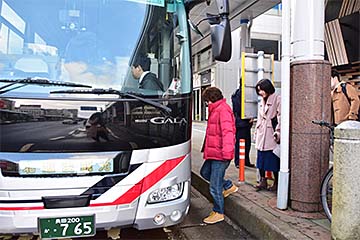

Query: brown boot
[[223, 184, 238, 198], [203, 212, 224, 224], [255, 177, 267, 191]]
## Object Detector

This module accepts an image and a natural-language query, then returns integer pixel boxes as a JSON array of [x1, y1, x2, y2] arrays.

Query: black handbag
[[271, 116, 278, 131]]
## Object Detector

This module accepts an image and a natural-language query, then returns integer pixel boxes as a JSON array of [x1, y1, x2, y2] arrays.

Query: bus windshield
[[0, 0, 191, 153], [0, 0, 188, 98]]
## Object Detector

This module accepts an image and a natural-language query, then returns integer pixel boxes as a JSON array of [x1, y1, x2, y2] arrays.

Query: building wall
[[251, 12, 282, 39]]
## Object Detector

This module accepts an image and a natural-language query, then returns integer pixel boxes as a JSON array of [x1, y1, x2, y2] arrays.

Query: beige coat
[[255, 93, 281, 151], [332, 82, 360, 125]]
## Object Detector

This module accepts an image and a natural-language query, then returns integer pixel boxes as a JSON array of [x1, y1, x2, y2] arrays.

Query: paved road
[[171, 187, 255, 240]]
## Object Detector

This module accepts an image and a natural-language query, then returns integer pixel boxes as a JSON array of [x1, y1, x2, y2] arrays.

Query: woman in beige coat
[[254, 79, 281, 191]]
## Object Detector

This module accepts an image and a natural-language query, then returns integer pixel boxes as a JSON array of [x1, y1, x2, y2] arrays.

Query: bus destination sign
[[19, 158, 113, 175]]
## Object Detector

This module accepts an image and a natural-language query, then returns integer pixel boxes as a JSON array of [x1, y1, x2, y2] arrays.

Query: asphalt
[[171, 187, 255, 240], [191, 121, 331, 240]]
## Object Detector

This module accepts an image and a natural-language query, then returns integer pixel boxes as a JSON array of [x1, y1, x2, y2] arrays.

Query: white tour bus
[[0, 0, 231, 238]]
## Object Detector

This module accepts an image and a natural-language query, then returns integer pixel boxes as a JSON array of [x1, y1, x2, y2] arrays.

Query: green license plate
[[38, 215, 95, 239]]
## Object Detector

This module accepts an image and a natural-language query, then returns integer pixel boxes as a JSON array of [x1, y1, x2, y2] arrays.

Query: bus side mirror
[[210, 0, 231, 62], [186, 0, 232, 62], [210, 16, 231, 62]]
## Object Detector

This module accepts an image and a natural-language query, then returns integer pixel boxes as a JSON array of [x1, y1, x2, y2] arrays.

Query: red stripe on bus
[[0, 206, 44, 211], [91, 155, 185, 206], [0, 155, 186, 210]]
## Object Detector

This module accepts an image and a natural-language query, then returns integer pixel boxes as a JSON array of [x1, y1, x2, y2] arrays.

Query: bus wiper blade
[[0, 78, 92, 94], [50, 89, 172, 114]]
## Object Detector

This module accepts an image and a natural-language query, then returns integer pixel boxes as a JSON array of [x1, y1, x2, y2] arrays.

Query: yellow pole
[[241, 52, 246, 119]]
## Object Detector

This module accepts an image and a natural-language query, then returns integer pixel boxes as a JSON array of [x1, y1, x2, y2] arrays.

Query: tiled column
[[289, 60, 331, 212]]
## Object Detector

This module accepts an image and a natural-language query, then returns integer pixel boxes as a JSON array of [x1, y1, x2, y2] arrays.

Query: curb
[[191, 172, 312, 240]]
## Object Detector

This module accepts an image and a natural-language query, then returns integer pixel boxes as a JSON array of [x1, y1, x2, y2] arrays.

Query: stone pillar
[[289, 60, 331, 212], [332, 121, 360, 240], [288, 0, 331, 212]]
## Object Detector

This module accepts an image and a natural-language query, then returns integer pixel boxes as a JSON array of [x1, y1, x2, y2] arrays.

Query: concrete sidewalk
[[191, 122, 331, 240]]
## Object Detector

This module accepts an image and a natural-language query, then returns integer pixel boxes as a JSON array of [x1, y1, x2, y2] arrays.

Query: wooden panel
[[339, 0, 347, 18], [339, 0, 359, 18], [355, 0, 360, 11], [324, 11, 360, 67]]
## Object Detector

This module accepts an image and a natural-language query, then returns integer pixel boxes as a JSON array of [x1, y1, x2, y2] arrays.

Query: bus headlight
[[147, 182, 184, 204]]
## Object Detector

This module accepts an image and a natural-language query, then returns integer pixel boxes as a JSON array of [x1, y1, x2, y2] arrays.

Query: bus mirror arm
[[210, 0, 231, 62], [185, 0, 232, 62], [188, 13, 222, 38], [214, 0, 229, 15]]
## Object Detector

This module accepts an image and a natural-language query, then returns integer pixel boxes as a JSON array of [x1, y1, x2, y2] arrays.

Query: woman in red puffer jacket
[[200, 87, 238, 225]]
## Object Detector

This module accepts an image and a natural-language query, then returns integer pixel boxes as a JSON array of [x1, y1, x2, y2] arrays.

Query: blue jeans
[[200, 160, 232, 214]]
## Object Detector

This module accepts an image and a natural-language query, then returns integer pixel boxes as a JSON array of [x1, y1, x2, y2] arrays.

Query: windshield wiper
[[0, 78, 92, 94], [50, 88, 172, 114]]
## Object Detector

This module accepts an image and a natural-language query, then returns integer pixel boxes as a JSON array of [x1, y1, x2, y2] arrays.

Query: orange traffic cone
[[238, 139, 245, 182]]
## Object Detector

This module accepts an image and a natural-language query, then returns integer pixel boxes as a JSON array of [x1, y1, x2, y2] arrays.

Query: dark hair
[[202, 87, 223, 103], [255, 79, 275, 95], [331, 69, 340, 80], [132, 55, 150, 71]]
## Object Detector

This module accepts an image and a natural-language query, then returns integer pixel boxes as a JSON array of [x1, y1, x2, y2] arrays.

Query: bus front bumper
[[0, 182, 190, 234]]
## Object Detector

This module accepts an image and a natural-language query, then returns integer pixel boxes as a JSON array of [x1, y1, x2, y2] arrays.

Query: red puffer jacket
[[203, 98, 235, 161]]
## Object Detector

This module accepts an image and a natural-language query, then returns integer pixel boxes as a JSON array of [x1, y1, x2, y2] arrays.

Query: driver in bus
[[131, 55, 164, 92]]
